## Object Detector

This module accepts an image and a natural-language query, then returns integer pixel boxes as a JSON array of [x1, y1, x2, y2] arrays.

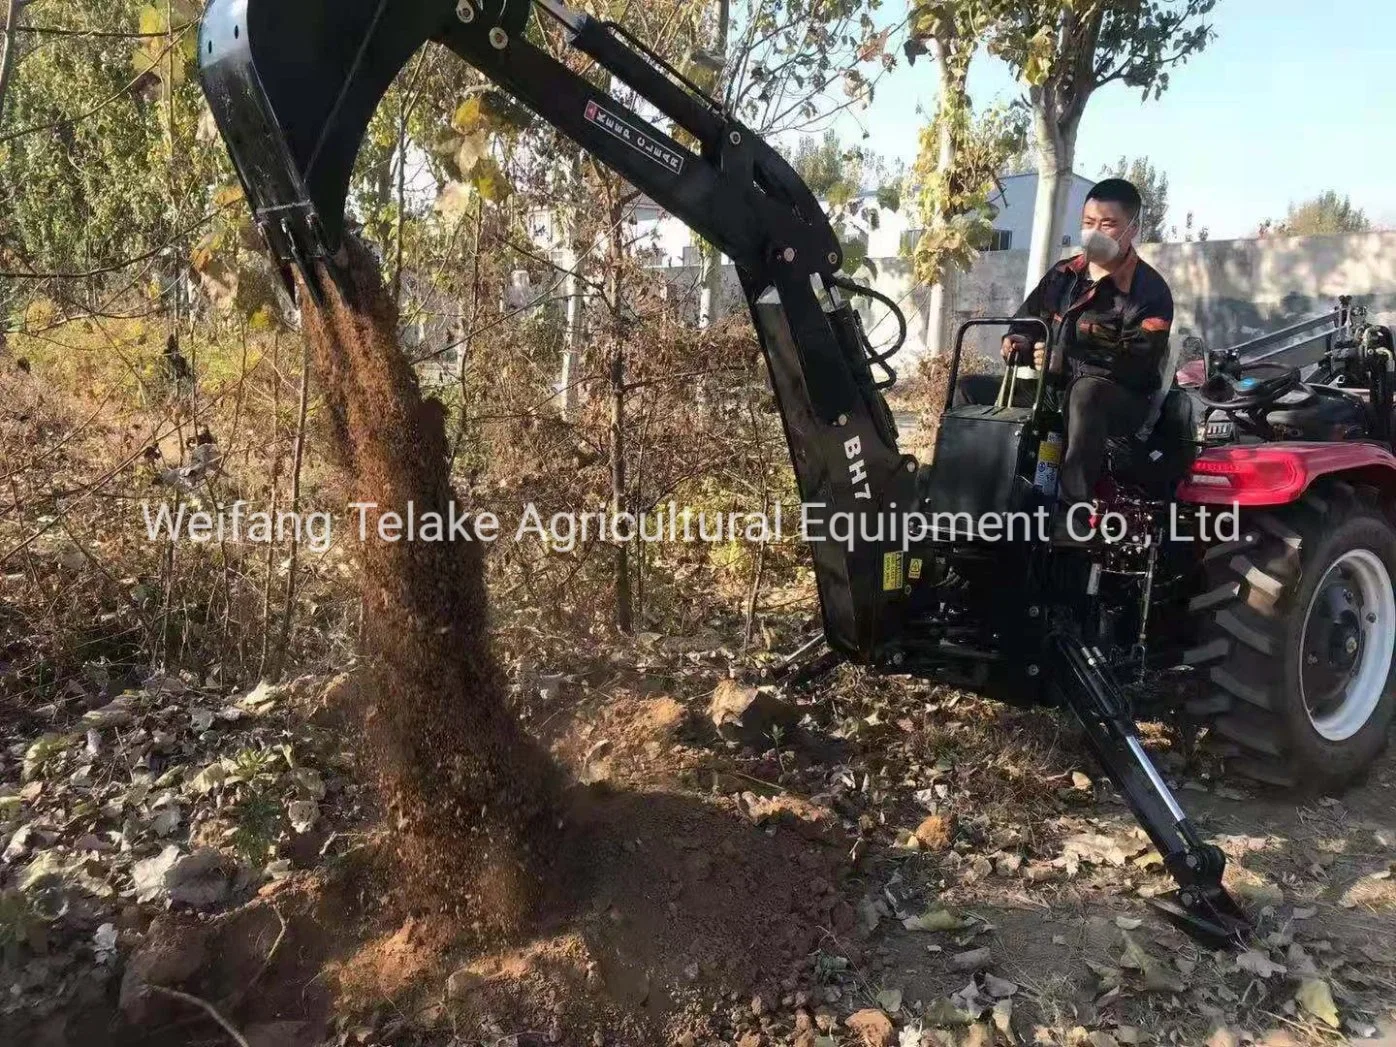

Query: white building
[[593, 169, 1097, 270], [513, 169, 1098, 360], [849, 170, 1096, 260]]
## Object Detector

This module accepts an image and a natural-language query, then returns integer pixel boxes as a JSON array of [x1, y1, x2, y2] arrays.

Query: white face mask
[[1080, 227, 1122, 264], [1079, 217, 1138, 265]]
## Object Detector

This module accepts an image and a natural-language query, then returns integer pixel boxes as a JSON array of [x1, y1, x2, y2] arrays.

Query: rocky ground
[[4, 636, 1396, 1046]]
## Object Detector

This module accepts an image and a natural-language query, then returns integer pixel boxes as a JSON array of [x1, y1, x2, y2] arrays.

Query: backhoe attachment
[[199, 0, 923, 668], [198, 0, 1253, 950]]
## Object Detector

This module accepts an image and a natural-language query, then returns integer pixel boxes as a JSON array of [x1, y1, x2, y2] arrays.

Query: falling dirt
[[298, 239, 558, 936]]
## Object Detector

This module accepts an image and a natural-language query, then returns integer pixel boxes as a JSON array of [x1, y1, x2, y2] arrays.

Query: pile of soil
[[299, 241, 558, 935]]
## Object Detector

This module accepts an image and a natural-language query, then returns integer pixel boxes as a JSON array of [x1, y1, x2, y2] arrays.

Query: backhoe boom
[[198, 0, 919, 663]]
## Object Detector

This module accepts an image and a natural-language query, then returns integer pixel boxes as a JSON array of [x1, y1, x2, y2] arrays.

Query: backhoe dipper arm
[[198, 0, 920, 663]]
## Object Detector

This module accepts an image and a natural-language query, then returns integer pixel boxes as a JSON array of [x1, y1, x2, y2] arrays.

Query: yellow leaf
[[213, 185, 246, 208], [1295, 978, 1340, 1028], [452, 96, 485, 134], [137, 4, 164, 35], [471, 157, 513, 203]]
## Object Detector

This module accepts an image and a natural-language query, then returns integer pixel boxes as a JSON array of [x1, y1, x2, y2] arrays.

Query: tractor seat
[[1104, 333, 1200, 495], [1106, 388, 1199, 494]]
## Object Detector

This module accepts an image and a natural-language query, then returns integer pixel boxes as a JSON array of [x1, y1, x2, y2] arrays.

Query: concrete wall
[[502, 229, 1396, 373], [871, 229, 1396, 364]]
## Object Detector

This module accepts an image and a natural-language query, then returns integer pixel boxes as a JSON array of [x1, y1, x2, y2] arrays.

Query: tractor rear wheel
[[1185, 481, 1396, 793]]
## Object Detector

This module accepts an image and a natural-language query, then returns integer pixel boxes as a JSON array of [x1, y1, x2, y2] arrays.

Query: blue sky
[[826, 0, 1396, 241]]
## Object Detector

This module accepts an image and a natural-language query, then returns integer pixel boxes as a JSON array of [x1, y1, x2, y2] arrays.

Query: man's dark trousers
[[954, 373, 1149, 504]]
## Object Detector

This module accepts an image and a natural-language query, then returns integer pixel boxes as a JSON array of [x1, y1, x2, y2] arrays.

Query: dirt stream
[[88, 243, 856, 1047], [297, 240, 557, 936]]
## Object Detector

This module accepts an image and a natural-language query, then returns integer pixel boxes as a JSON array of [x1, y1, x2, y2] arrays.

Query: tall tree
[[1101, 155, 1169, 242], [907, 2, 1025, 353], [1260, 191, 1371, 238], [697, 0, 731, 330], [991, 0, 1215, 296]]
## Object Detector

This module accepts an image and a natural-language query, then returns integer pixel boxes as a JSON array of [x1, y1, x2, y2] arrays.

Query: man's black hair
[[1087, 178, 1143, 222]]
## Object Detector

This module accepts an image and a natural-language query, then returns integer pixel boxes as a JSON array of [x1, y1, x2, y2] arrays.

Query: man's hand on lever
[[1001, 333, 1030, 365], [1033, 342, 1062, 373], [1002, 334, 1059, 374]]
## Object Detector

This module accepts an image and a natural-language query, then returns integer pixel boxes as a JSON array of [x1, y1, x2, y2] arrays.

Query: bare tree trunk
[[609, 346, 632, 633], [559, 150, 585, 419], [267, 339, 311, 682], [924, 42, 960, 357], [604, 189, 633, 634], [697, 0, 730, 328], [1022, 95, 1079, 296], [1022, 9, 1100, 297], [0, 0, 31, 127]]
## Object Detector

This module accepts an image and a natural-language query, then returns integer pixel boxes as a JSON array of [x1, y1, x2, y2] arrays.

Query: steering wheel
[[1199, 361, 1303, 411]]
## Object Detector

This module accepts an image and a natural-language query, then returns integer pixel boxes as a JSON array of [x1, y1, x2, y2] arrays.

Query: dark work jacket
[[1009, 249, 1175, 396]]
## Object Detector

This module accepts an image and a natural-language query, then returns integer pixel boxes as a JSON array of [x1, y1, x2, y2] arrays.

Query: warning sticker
[[908, 558, 923, 581], [882, 552, 904, 592], [584, 100, 685, 174]]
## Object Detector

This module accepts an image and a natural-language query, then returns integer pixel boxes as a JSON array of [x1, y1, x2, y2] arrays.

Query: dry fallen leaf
[[903, 908, 967, 932], [1236, 949, 1287, 979], [1295, 978, 1340, 1028]]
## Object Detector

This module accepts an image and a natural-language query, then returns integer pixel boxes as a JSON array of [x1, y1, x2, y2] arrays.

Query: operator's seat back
[[922, 401, 1037, 533]]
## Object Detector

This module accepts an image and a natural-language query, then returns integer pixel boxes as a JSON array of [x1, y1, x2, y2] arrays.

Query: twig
[[145, 985, 252, 1047], [229, 905, 288, 1009], [17, 22, 195, 39]]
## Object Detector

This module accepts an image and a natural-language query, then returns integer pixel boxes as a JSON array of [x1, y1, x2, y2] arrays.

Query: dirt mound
[[299, 241, 557, 936]]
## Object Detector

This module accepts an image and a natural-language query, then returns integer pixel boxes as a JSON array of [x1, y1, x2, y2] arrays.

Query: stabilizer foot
[[1046, 627, 1254, 948], [1148, 888, 1251, 949]]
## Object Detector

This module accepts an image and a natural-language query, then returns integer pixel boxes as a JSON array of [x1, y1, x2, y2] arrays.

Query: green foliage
[[1, 0, 223, 275], [1261, 191, 1371, 238], [791, 129, 864, 202], [990, 1, 1217, 102], [1101, 156, 1170, 242], [911, 103, 1028, 285]]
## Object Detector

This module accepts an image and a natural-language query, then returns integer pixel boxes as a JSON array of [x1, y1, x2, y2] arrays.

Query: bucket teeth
[[197, 0, 456, 294]]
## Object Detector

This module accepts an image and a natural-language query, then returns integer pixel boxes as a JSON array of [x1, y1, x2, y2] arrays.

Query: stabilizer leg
[[1046, 630, 1252, 948]]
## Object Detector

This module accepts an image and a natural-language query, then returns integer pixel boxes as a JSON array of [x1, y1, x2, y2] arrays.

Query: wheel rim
[[1299, 548, 1396, 742]]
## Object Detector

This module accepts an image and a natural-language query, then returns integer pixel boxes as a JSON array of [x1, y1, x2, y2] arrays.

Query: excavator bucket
[[198, 0, 528, 294]]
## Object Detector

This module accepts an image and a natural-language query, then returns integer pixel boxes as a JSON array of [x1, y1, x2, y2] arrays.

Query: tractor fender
[[1176, 442, 1396, 507]]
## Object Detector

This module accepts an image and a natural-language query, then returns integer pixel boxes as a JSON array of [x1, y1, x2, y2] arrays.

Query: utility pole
[[0, 0, 33, 128]]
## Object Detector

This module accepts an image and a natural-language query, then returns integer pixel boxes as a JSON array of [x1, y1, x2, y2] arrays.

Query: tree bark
[[1022, 95, 1079, 296], [924, 40, 961, 357], [0, 0, 32, 127], [697, 0, 730, 329]]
